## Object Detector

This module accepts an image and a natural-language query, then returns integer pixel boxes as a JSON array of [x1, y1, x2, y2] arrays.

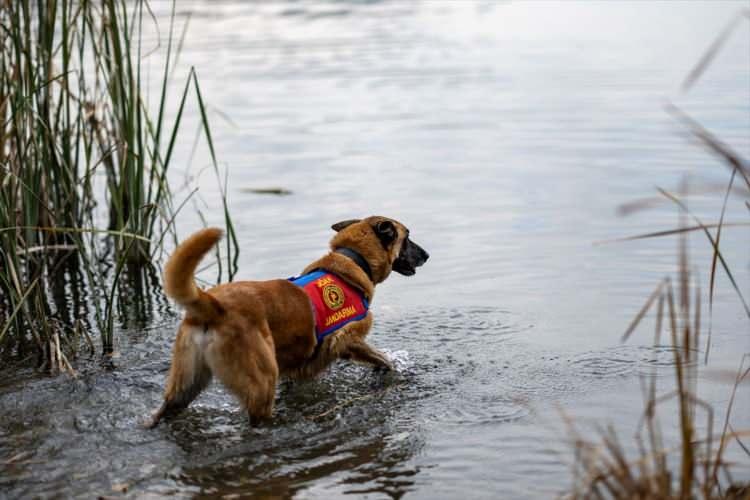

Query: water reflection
[[116, 262, 170, 336], [174, 414, 422, 498]]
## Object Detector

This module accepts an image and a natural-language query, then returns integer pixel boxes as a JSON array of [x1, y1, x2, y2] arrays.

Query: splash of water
[[383, 349, 413, 372]]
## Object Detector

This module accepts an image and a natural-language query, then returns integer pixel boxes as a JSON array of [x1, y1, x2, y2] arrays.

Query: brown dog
[[147, 216, 428, 427]]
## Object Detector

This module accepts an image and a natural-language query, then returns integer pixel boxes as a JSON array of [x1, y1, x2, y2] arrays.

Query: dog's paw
[[373, 361, 394, 374], [142, 416, 159, 429], [248, 414, 272, 428]]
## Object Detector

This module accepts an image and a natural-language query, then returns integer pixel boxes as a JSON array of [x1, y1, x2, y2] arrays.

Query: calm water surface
[[1, 1, 749, 498]]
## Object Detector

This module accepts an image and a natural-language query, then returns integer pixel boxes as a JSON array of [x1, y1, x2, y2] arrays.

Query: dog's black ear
[[332, 219, 360, 232], [374, 220, 397, 247]]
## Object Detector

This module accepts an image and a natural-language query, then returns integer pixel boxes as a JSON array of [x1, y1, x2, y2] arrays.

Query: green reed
[[0, 0, 238, 371]]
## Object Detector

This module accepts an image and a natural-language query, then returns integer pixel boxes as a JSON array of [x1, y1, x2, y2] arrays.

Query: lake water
[[1, 1, 749, 498]]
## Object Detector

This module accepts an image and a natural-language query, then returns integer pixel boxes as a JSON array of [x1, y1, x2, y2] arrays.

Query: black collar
[[334, 247, 373, 282]]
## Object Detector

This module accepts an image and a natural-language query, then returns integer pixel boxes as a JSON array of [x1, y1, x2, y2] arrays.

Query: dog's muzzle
[[393, 238, 429, 276]]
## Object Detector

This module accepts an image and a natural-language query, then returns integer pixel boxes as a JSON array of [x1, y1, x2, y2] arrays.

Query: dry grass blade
[[710, 355, 750, 492], [678, 179, 689, 350], [602, 425, 637, 492], [621, 280, 666, 342], [594, 222, 750, 245], [617, 183, 750, 216], [693, 270, 701, 355], [0, 226, 151, 242], [15, 244, 78, 256], [681, 9, 749, 92], [728, 424, 750, 458], [0, 276, 41, 344], [666, 103, 750, 189], [706, 169, 736, 363], [658, 188, 750, 318], [665, 278, 678, 343]]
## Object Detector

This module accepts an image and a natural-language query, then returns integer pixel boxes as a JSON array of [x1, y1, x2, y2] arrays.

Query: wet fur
[[147, 216, 427, 427]]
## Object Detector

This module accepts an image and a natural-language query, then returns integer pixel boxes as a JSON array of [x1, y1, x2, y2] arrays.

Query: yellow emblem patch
[[322, 283, 345, 310]]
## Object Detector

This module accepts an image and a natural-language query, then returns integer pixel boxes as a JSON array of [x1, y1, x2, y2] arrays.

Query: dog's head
[[330, 216, 429, 283]]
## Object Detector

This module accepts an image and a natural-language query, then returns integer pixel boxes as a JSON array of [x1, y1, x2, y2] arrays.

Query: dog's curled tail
[[164, 227, 225, 323]]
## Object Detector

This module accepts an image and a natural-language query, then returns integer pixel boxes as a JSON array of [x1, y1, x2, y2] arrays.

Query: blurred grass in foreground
[[566, 10, 750, 499]]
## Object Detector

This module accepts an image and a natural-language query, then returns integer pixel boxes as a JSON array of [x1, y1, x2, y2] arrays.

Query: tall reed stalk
[[0, 0, 238, 370]]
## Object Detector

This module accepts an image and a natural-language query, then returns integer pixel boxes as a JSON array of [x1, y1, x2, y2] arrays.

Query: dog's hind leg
[[210, 326, 279, 426], [146, 324, 212, 428]]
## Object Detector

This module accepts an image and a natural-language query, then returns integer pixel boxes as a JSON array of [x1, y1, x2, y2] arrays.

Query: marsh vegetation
[[0, 0, 237, 371]]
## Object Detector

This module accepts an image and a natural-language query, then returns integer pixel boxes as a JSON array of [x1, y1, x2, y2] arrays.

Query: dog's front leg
[[343, 341, 394, 372]]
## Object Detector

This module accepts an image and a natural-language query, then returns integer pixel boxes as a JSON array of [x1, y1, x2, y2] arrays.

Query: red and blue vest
[[289, 270, 369, 343]]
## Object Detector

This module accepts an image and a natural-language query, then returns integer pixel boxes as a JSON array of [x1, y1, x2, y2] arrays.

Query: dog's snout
[[410, 241, 428, 267]]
